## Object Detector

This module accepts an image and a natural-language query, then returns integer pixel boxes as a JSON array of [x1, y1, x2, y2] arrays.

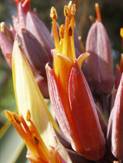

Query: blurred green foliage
[[0, 1, 9, 21]]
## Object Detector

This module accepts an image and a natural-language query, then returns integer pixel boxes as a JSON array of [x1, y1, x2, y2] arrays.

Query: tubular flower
[[13, 0, 53, 57], [5, 111, 64, 163], [47, 1, 105, 160], [11, 39, 71, 163], [84, 3, 114, 94]]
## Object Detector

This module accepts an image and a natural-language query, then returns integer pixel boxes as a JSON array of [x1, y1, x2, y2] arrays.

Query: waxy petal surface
[[85, 21, 114, 94], [46, 64, 83, 157], [68, 63, 105, 160]]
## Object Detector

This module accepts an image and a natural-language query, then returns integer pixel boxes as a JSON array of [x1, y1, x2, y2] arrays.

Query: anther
[[50, 7, 57, 20], [59, 25, 64, 39], [14, 114, 21, 124], [26, 110, 31, 121], [70, 4, 76, 16], [33, 136, 39, 145], [69, 27, 73, 36], [95, 3, 102, 22]]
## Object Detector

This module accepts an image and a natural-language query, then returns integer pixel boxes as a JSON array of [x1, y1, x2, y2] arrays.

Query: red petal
[[68, 62, 105, 160]]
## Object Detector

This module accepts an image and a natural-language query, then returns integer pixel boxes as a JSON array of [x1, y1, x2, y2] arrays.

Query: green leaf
[[0, 125, 26, 163], [0, 77, 15, 111]]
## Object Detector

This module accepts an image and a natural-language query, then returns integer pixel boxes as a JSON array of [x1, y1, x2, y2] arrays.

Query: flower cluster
[[0, 0, 123, 163]]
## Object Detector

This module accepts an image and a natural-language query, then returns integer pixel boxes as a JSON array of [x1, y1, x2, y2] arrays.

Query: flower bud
[[26, 11, 53, 59], [84, 3, 114, 94]]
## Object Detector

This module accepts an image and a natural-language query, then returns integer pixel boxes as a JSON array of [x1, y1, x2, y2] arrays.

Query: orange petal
[[77, 52, 89, 68], [53, 52, 73, 93], [46, 64, 71, 142], [46, 64, 81, 151], [5, 111, 50, 162]]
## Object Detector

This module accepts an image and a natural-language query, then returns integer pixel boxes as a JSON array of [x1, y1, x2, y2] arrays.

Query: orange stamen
[[95, 3, 102, 22], [5, 111, 50, 162], [62, 2, 76, 60], [50, 7, 60, 50]]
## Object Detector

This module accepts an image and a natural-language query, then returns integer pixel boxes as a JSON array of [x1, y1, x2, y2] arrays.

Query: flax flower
[[6, 111, 64, 163], [5, 38, 71, 163], [46, 1, 105, 160], [84, 3, 114, 94]]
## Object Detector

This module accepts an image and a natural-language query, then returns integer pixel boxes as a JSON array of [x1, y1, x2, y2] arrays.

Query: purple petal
[[85, 21, 114, 94], [20, 28, 50, 77], [26, 11, 53, 58]]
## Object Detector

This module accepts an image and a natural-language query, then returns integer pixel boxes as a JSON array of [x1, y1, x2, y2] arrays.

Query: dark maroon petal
[[20, 28, 50, 77], [56, 130, 71, 149], [114, 65, 122, 89], [35, 74, 49, 98], [67, 149, 92, 163], [96, 105, 107, 137], [85, 21, 114, 94]]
